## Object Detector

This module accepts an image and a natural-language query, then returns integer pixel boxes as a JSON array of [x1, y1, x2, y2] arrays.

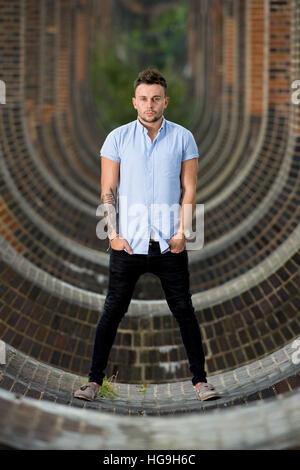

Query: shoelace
[[80, 383, 96, 391], [196, 383, 214, 391]]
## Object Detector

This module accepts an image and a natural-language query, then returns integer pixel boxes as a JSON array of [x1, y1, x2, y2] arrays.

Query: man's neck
[[138, 115, 163, 135]]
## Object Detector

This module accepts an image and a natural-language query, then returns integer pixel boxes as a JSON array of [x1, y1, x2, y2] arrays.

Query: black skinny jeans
[[89, 241, 207, 386]]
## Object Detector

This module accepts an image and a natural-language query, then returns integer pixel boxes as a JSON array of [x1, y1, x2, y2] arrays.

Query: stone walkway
[[0, 340, 300, 449]]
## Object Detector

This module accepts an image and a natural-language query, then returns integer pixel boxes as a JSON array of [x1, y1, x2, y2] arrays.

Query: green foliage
[[83, 375, 118, 398], [97, 375, 118, 398], [136, 383, 148, 394], [89, 40, 137, 132], [89, 2, 196, 131]]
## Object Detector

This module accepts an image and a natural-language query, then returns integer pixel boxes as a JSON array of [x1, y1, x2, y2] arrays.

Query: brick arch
[[0, 0, 299, 450]]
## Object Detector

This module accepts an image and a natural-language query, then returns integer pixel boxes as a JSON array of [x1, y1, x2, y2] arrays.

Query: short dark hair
[[134, 69, 167, 96]]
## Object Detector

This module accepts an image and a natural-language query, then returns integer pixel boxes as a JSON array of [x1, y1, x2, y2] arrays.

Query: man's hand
[[110, 235, 133, 254], [168, 231, 186, 253]]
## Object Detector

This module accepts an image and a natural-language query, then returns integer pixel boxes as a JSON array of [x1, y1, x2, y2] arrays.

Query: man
[[74, 69, 220, 402]]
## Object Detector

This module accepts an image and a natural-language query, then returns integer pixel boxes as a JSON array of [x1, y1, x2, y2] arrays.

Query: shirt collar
[[136, 115, 166, 135]]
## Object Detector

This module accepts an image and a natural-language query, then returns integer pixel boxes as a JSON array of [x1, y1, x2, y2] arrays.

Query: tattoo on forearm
[[101, 187, 116, 205], [101, 188, 118, 237]]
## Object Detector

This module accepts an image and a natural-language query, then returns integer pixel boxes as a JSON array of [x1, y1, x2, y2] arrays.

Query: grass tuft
[[83, 372, 119, 398], [98, 373, 119, 398]]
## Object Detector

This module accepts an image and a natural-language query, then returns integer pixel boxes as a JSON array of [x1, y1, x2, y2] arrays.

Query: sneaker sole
[[197, 393, 220, 401], [74, 394, 96, 401]]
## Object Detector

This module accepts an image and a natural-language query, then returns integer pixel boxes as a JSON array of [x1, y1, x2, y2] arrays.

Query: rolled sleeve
[[99, 130, 121, 163], [182, 130, 199, 162]]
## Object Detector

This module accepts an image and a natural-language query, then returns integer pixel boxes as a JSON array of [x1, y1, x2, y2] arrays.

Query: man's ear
[[132, 97, 136, 109]]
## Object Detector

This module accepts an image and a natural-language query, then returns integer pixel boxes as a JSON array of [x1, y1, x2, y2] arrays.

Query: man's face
[[132, 84, 169, 124]]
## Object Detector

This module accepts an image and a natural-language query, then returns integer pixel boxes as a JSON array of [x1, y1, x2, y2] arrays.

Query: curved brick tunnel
[[0, 0, 299, 450]]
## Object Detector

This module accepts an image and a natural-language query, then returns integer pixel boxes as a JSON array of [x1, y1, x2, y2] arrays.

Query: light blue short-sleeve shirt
[[100, 116, 199, 254]]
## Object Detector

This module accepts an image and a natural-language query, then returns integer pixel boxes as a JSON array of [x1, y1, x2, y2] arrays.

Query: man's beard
[[140, 111, 162, 123]]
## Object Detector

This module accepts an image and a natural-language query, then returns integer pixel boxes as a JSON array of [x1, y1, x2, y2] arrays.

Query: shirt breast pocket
[[158, 151, 181, 178]]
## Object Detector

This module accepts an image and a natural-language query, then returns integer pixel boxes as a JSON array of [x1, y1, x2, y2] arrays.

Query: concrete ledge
[[0, 386, 299, 449], [0, 340, 300, 448]]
